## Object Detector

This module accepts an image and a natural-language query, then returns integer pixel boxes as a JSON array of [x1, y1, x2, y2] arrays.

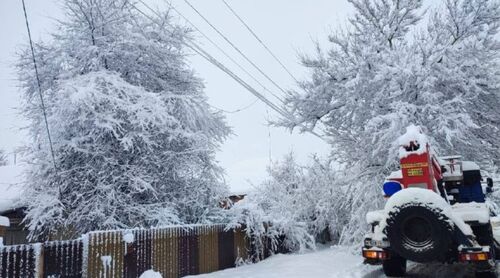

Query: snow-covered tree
[[227, 153, 347, 253], [281, 0, 500, 245], [227, 153, 315, 254], [18, 0, 229, 239]]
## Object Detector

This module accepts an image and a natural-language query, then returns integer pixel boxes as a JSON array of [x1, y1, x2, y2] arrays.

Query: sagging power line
[[133, 1, 325, 141]]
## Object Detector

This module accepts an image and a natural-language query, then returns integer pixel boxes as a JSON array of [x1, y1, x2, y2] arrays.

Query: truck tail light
[[459, 251, 490, 262], [362, 249, 389, 260]]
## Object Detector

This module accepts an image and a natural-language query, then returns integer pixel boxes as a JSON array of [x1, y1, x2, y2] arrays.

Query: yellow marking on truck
[[407, 168, 424, 176], [401, 162, 429, 169]]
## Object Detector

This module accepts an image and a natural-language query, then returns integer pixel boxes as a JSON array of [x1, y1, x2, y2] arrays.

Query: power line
[[182, 0, 288, 102], [132, 1, 325, 141], [136, 1, 325, 140], [21, 0, 58, 171], [210, 99, 259, 114], [136, 1, 283, 113], [133, 2, 284, 114], [221, 0, 301, 86], [164, 0, 274, 105]]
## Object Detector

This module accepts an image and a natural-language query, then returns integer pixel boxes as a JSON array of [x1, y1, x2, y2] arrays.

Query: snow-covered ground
[[188, 246, 491, 278]]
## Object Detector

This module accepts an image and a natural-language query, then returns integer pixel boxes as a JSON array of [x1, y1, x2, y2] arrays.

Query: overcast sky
[[0, 0, 353, 192]]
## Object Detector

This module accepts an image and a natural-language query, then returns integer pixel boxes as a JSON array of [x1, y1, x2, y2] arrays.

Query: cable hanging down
[[21, 0, 58, 171], [133, 1, 326, 141]]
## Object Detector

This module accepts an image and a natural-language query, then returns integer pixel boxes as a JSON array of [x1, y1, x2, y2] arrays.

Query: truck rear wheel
[[385, 204, 453, 263], [382, 253, 406, 277]]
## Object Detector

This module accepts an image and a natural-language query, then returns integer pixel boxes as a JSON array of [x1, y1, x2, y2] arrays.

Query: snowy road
[[188, 246, 488, 278]]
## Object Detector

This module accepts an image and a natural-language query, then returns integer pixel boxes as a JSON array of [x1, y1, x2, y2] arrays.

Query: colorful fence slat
[[0, 224, 273, 278]]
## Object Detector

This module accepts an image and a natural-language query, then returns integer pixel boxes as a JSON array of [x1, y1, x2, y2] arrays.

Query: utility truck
[[362, 125, 499, 277]]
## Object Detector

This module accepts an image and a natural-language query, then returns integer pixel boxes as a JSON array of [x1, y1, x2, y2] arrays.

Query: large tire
[[385, 204, 454, 263], [382, 253, 407, 277]]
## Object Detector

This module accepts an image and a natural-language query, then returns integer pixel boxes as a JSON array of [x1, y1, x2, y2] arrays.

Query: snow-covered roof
[[0, 216, 9, 227], [0, 165, 26, 213]]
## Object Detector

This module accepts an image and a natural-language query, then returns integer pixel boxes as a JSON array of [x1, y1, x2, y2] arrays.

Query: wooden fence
[[0, 224, 261, 278]]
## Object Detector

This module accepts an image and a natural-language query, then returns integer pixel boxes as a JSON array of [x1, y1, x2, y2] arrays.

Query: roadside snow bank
[[188, 245, 482, 278], [383, 188, 473, 236], [187, 246, 376, 278]]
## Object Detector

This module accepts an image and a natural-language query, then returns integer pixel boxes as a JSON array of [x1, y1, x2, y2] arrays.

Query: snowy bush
[[227, 152, 384, 253], [279, 0, 500, 245], [18, 0, 229, 239], [227, 153, 344, 254]]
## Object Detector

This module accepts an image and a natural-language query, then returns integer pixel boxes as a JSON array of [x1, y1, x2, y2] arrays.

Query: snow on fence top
[[84, 223, 229, 238], [398, 125, 429, 159]]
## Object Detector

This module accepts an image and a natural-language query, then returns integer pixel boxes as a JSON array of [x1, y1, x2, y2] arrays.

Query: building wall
[[0, 208, 31, 246]]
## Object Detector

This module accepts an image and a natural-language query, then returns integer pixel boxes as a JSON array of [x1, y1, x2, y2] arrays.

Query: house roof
[[0, 165, 26, 213]]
